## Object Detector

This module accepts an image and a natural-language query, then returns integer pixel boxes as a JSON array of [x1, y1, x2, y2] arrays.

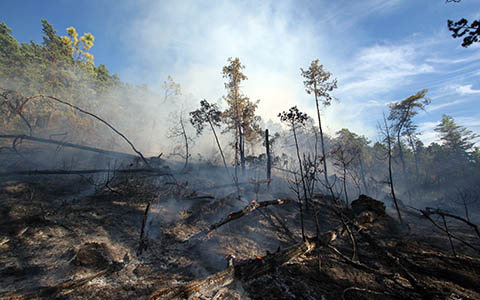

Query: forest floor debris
[[0, 163, 479, 299]]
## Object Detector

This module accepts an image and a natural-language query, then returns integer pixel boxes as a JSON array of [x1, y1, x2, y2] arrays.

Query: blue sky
[[1, 0, 480, 144]]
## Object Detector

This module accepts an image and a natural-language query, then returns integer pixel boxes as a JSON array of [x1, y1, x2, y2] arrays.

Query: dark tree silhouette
[[447, 0, 480, 47]]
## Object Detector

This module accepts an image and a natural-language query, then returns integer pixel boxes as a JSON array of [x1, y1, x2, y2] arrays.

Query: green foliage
[[434, 114, 479, 154], [189, 99, 222, 135], [0, 19, 158, 152], [221, 57, 261, 145], [278, 106, 309, 127], [300, 59, 337, 107]]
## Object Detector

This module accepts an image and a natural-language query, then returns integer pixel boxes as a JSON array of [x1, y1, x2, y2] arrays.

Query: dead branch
[[420, 209, 480, 253], [442, 214, 457, 256], [0, 91, 33, 135], [209, 199, 293, 231], [0, 87, 151, 167], [425, 207, 480, 239], [0, 167, 172, 177], [0, 134, 138, 159]]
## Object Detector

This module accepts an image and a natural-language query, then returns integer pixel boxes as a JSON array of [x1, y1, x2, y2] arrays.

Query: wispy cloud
[[115, 0, 480, 143], [339, 43, 434, 95], [429, 98, 469, 111]]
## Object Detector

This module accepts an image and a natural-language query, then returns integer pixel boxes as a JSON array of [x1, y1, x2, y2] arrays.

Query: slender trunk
[[384, 116, 402, 223], [293, 172, 306, 241], [343, 164, 348, 207], [397, 131, 407, 177], [265, 129, 271, 187], [358, 156, 369, 195], [292, 124, 309, 210], [208, 119, 228, 173], [239, 124, 245, 176], [180, 116, 189, 169], [408, 136, 420, 181], [314, 82, 335, 200], [312, 125, 320, 199]]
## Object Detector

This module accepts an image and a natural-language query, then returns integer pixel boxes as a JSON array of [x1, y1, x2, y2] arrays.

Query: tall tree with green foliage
[[435, 114, 479, 154], [388, 89, 430, 179], [222, 57, 261, 176], [301, 59, 337, 196]]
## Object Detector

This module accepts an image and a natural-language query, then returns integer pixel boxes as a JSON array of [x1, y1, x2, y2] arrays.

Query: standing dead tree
[[330, 142, 358, 208], [279, 106, 310, 240], [265, 129, 272, 187], [168, 109, 193, 171]]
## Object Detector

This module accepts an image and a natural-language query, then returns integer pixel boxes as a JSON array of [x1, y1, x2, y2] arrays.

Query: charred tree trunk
[[239, 124, 245, 176], [358, 157, 369, 195], [179, 115, 189, 170], [384, 115, 402, 223], [292, 124, 309, 211], [208, 119, 229, 173], [343, 163, 348, 207], [313, 81, 335, 201], [265, 129, 271, 188]]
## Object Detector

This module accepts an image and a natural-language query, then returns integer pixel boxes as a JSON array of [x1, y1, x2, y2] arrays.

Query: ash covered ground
[[0, 145, 479, 300]]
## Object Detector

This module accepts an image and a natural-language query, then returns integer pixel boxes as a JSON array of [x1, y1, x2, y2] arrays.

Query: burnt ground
[[0, 149, 479, 299]]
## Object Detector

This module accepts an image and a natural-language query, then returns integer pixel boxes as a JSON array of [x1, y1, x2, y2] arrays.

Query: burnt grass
[[0, 160, 479, 299]]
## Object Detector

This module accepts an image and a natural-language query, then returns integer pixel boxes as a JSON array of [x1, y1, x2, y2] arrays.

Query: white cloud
[[455, 84, 480, 95]]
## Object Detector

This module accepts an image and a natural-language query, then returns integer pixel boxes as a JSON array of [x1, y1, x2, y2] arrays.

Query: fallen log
[[0, 134, 137, 160], [210, 199, 293, 231], [145, 200, 387, 300], [144, 238, 316, 300], [0, 167, 172, 177]]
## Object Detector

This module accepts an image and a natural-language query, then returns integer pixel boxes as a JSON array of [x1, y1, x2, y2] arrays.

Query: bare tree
[[330, 141, 358, 207], [169, 109, 194, 170], [279, 106, 310, 240]]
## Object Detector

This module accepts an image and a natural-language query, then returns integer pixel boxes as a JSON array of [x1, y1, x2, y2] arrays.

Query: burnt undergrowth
[[0, 145, 479, 300]]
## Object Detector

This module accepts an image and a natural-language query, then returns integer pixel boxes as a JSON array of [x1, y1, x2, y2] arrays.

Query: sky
[[1, 0, 480, 145]]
